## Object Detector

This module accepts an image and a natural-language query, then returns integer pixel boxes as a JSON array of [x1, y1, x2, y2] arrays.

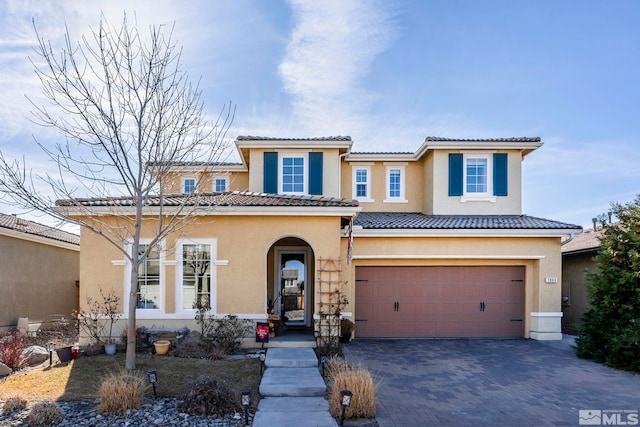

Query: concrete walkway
[[253, 348, 338, 427]]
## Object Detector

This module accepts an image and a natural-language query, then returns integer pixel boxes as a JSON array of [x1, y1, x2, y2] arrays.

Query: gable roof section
[[353, 212, 581, 237], [0, 213, 80, 247]]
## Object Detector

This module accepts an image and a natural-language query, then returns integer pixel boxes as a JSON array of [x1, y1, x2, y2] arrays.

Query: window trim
[[279, 154, 307, 195], [175, 238, 217, 314], [213, 175, 229, 192], [123, 239, 165, 318], [352, 164, 374, 202], [384, 164, 407, 203], [461, 152, 496, 202], [183, 177, 196, 194]]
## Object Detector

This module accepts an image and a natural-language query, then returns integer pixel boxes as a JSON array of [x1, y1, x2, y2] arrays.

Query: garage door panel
[[355, 266, 525, 338]]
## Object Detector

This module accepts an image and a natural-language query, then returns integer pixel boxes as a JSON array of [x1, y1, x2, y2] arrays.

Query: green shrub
[[27, 401, 63, 426], [177, 375, 241, 416]]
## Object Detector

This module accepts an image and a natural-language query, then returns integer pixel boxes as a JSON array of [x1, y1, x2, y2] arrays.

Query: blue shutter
[[263, 152, 278, 193], [308, 152, 323, 195], [448, 153, 463, 196], [493, 153, 508, 196]]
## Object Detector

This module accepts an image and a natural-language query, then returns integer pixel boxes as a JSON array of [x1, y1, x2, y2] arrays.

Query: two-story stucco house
[[62, 135, 581, 343]]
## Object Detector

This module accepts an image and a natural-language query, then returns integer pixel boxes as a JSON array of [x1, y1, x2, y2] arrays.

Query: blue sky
[[1, 0, 639, 230]]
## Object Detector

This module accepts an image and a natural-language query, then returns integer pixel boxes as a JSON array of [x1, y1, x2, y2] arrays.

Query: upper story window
[[352, 165, 373, 202], [384, 164, 407, 203], [214, 177, 228, 192], [137, 244, 160, 309], [448, 153, 508, 200], [281, 156, 305, 194], [465, 157, 489, 195], [183, 178, 196, 194]]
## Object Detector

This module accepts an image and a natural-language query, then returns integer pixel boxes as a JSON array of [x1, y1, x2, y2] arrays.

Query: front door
[[276, 248, 309, 326]]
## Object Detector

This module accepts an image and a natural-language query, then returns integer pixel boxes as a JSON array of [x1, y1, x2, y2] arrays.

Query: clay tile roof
[[236, 136, 352, 141], [354, 212, 581, 230], [424, 136, 542, 143], [562, 228, 604, 255], [0, 213, 79, 245], [56, 191, 359, 208]]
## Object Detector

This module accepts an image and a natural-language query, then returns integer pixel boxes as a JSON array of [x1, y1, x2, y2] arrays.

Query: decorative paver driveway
[[343, 338, 640, 426]]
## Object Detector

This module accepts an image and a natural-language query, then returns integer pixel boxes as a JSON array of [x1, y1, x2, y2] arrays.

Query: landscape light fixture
[[147, 370, 157, 398], [47, 342, 55, 367], [241, 391, 251, 425], [320, 355, 327, 378], [340, 390, 353, 427], [259, 350, 266, 374]]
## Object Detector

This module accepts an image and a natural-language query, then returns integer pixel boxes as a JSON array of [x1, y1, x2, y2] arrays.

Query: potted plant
[[73, 287, 122, 355], [340, 318, 355, 343]]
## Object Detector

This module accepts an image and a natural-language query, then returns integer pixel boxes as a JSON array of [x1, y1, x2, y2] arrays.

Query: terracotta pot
[[153, 340, 171, 355]]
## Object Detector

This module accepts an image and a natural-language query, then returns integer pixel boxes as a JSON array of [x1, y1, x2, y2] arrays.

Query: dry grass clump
[[2, 395, 27, 414], [27, 401, 63, 426], [177, 375, 241, 416], [98, 370, 146, 414], [327, 359, 376, 419]]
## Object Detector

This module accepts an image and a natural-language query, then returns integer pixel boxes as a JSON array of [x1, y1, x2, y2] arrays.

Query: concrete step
[[265, 347, 318, 368], [254, 398, 337, 427], [259, 367, 326, 397]]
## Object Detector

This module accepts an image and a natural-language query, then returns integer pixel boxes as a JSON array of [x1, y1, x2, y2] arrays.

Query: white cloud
[[278, 0, 397, 136]]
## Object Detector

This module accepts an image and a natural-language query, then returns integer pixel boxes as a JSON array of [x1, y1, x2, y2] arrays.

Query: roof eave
[[352, 227, 582, 238]]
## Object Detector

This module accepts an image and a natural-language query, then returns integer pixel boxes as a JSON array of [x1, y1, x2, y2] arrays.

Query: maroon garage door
[[355, 266, 525, 338]]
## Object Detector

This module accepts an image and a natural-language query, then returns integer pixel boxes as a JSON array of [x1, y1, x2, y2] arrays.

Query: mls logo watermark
[[579, 410, 639, 425]]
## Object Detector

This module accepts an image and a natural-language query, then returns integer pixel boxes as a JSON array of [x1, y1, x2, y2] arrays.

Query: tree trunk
[[126, 253, 139, 370]]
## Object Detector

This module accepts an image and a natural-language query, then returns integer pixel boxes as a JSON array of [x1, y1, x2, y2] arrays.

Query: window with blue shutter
[[308, 152, 323, 195], [493, 153, 508, 196], [263, 152, 278, 193], [448, 153, 463, 196]]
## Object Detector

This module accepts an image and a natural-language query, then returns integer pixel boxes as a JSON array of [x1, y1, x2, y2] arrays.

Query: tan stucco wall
[[432, 150, 523, 215], [342, 235, 563, 339], [0, 235, 79, 328], [164, 171, 249, 193], [248, 148, 342, 197], [341, 161, 424, 211], [78, 214, 343, 335], [561, 252, 596, 334]]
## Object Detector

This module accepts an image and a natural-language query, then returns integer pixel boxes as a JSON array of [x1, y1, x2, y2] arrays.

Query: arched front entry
[[267, 237, 315, 328]]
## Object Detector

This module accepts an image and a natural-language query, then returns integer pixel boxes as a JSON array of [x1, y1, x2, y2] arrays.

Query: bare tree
[[0, 14, 233, 369]]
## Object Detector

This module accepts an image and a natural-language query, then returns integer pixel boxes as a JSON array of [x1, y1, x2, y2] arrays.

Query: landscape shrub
[[27, 401, 63, 426], [212, 315, 253, 354], [98, 370, 146, 414], [0, 330, 27, 370], [171, 336, 223, 360], [177, 375, 241, 416], [2, 395, 27, 414], [327, 359, 376, 419]]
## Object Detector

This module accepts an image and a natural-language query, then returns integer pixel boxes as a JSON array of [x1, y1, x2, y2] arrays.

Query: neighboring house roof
[[562, 228, 604, 256], [354, 212, 581, 230], [0, 213, 80, 246], [56, 191, 360, 208]]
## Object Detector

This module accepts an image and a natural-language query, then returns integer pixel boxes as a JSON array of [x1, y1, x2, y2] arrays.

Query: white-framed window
[[213, 177, 228, 192], [384, 164, 407, 203], [352, 165, 373, 202], [183, 178, 196, 194], [123, 239, 164, 317], [462, 154, 495, 201], [136, 244, 161, 309], [176, 239, 217, 312], [280, 155, 306, 194]]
